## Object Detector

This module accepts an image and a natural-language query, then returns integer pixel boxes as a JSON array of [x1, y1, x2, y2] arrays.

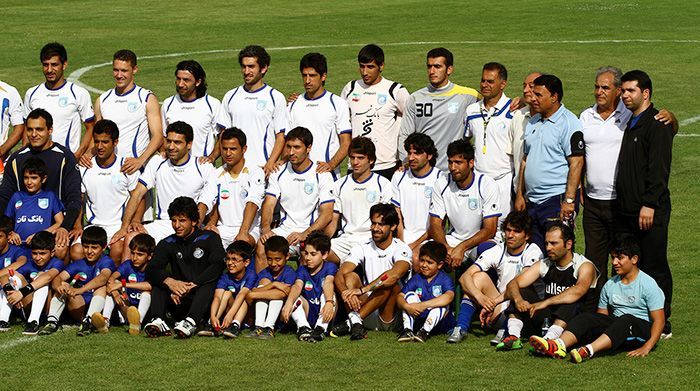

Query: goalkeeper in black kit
[[144, 197, 225, 338]]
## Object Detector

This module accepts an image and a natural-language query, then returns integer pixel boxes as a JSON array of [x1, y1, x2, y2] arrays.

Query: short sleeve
[[393, 242, 412, 265], [138, 156, 162, 190], [402, 275, 418, 294], [561, 116, 584, 157], [325, 261, 338, 276], [76, 86, 95, 122], [480, 176, 501, 219], [390, 171, 402, 206], [429, 176, 447, 219], [198, 173, 219, 211], [46, 259, 64, 273], [474, 246, 499, 271], [378, 176, 392, 203], [98, 257, 117, 273], [318, 172, 335, 205], [343, 244, 364, 267], [394, 85, 410, 115], [538, 260, 549, 279], [5, 193, 17, 219], [266, 168, 283, 199], [333, 96, 352, 135], [51, 192, 64, 214], [281, 267, 296, 285], [8, 87, 24, 126], [243, 270, 257, 289], [331, 179, 342, 214], [522, 244, 543, 268], [442, 272, 455, 293], [272, 90, 289, 134], [643, 277, 665, 312], [215, 92, 233, 130], [598, 279, 612, 309], [245, 167, 266, 208], [125, 170, 140, 192], [117, 262, 130, 276], [215, 274, 228, 290]]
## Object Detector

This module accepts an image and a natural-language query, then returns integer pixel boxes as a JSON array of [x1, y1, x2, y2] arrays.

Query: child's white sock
[[422, 307, 445, 333], [86, 296, 106, 317], [290, 299, 310, 329], [102, 296, 115, 321], [263, 300, 283, 328], [315, 293, 332, 332], [0, 291, 11, 322], [401, 292, 421, 330], [138, 292, 151, 323], [47, 296, 66, 323], [28, 286, 49, 323], [255, 301, 268, 327], [348, 311, 362, 325]]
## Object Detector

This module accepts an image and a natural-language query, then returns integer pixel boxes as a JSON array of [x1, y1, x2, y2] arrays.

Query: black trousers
[[566, 312, 651, 350], [509, 287, 580, 336], [615, 208, 672, 318], [149, 281, 216, 325], [583, 196, 616, 284]]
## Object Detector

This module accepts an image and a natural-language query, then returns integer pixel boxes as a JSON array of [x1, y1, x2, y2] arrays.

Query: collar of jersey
[[115, 84, 137, 97], [292, 160, 313, 174], [179, 94, 201, 103], [352, 172, 374, 184], [243, 83, 267, 94], [43, 80, 68, 91], [96, 156, 118, 169], [454, 172, 475, 191], [412, 166, 434, 179], [171, 154, 191, 167], [304, 89, 327, 101]]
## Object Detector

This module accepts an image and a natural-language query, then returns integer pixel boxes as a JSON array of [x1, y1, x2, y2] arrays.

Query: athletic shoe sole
[[91, 313, 109, 334], [126, 306, 141, 336]]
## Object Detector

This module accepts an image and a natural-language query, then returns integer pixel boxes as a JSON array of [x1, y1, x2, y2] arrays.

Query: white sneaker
[[144, 318, 171, 338], [490, 328, 506, 346], [174, 317, 197, 339], [446, 326, 466, 344]]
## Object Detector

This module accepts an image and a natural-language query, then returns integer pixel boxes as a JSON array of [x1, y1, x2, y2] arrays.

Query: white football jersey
[[98, 85, 153, 158], [216, 84, 288, 168], [343, 238, 412, 284], [80, 157, 139, 227], [429, 171, 501, 242], [266, 161, 334, 232], [161, 94, 221, 157], [138, 154, 214, 220], [391, 167, 444, 244], [464, 94, 514, 180], [24, 81, 94, 152], [199, 163, 265, 231], [287, 90, 351, 179], [474, 242, 543, 292], [332, 172, 392, 238], [0, 81, 24, 143], [340, 78, 409, 170]]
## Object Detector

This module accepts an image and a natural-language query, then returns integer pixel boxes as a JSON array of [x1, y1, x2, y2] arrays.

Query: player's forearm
[[239, 203, 259, 232], [75, 121, 95, 158], [285, 285, 303, 306], [267, 133, 285, 165], [120, 197, 141, 230], [0, 124, 24, 156], [253, 289, 287, 300], [329, 134, 351, 169], [207, 137, 221, 161], [409, 232, 429, 249], [565, 155, 584, 199], [516, 158, 527, 198], [322, 278, 335, 303], [421, 292, 455, 309], [306, 207, 333, 235], [504, 279, 524, 303], [544, 285, 587, 306], [260, 201, 276, 232], [429, 217, 447, 246], [126, 282, 151, 291]]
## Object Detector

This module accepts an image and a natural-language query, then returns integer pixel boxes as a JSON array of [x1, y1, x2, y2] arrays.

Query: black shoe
[[349, 322, 367, 341], [23, 321, 40, 336], [397, 328, 415, 342], [661, 319, 672, 340], [297, 326, 313, 341], [197, 323, 217, 337], [414, 328, 430, 343], [38, 321, 59, 336], [329, 322, 350, 338], [222, 323, 241, 339], [76, 317, 92, 336], [310, 326, 325, 342], [0, 320, 9, 332]]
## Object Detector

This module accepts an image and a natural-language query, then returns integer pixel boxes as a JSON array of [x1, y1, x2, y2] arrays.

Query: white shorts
[[271, 225, 303, 256], [73, 224, 121, 246], [218, 225, 260, 250], [494, 173, 513, 233], [331, 233, 370, 261], [144, 219, 175, 243], [445, 234, 478, 262]]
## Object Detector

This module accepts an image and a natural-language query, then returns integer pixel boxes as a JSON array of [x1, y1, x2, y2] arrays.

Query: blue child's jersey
[[216, 269, 257, 297], [5, 190, 63, 241], [256, 265, 296, 286], [64, 255, 116, 288], [403, 270, 455, 307], [117, 260, 148, 305], [295, 262, 337, 306], [0, 244, 28, 268], [16, 257, 64, 281]]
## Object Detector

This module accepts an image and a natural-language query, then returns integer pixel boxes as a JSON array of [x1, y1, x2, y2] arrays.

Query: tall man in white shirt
[[288, 52, 351, 180], [162, 60, 221, 162], [25, 43, 94, 158], [217, 45, 287, 176], [341, 44, 409, 179], [0, 80, 25, 160]]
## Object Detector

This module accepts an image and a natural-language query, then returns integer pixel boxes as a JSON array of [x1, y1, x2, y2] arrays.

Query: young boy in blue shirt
[[0, 231, 62, 334], [397, 240, 455, 342], [39, 226, 116, 336], [4, 157, 63, 245], [245, 235, 296, 339], [282, 231, 337, 342], [92, 233, 155, 335], [200, 240, 257, 339], [0, 215, 29, 291], [530, 238, 666, 362]]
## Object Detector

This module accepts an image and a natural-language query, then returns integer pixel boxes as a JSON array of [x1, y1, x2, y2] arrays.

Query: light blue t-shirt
[[523, 104, 583, 204], [598, 270, 665, 322]]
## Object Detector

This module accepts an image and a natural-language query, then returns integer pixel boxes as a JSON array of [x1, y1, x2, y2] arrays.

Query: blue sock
[[457, 298, 476, 330]]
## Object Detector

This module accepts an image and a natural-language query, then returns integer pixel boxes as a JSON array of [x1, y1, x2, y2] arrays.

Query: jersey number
[[416, 103, 433, 117]]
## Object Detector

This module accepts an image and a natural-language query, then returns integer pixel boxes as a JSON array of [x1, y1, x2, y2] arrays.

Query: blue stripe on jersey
[[27, 86, 39, 104], [497, 99, 512, 117], [440, 176, 451, 196], [329, 93, 337, 111], [70, 83, 77, 100], [289, 99, 297, 111], [101, 89, 113, 103], [194, 158, 202, 178], [276, 163, 287, 181], [115, 85, 136, 97], [132, 124, 141, 157], [466, 114, 482, 121], [263, 124, 270, 161], [216, 183, 221, 204], [84, 116, 95, 123], [338, 175, 350, 196], [204, 95, 213, 113], [1, 99, 8, 132], [478, 174, 484, 199], [376, 174, 383, 192], [396, 169, 408, 186], [203, 137, 209, 157], [65, 118, 73, 147], [165, 97, 175, 114], [325, 132, 332, 162], [268, 88, 275, 106], [227, 87, 239, 106]]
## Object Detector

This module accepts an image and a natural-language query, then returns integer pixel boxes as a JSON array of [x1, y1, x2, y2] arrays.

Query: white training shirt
[[474, 242, 543, 292], [216, 84, 288, 168], [332, 172, 392, 238], [266, 161, 334, 232], [344, 238, 412, 284], [287, 90, 351, 179], [199, 163, 266, 231], [390, 167, 444, 244], [340, 78, 409, 170], [580, 99, 632, 200], [464, 94, 514, 180], [429, 171, 501, 242], [24, 81, 94, 152], [0, 81, 24, 143], [138, 154, 214, 220], [509, 106, 531, 192], [98, 85, 153, 158], [80, 157, 139, 227], [161, 94, 221, 157]]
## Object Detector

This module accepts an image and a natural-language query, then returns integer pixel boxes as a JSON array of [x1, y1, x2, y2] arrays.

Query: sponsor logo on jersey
[[58, 96, 68, 107], [431, 285, 443, 297], [377, 94, 387, 106], [17, 215, 44, 224], [448, 102, 460, 114], [128, 273, 138, 283], [545, 282, 569, 296], [366, 190, 378, 203], [304, 181, 315, 195], [304, 280, 313, 291], [220, 189, 230, 200], [14, 200, 22, 209], [256, 100, 267, 111], [193, 247, 204, 259], [127, 102, 138, 113], [468, 198, 478, 210], [416, 288, 423, 298], [38, 198, 49, 209]]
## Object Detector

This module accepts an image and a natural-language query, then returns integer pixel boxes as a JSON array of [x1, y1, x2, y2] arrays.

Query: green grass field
[[2, 0, 700, 389]]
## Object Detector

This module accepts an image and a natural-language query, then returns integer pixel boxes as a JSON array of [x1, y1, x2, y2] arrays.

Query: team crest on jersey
[[366, 190, 378, 203], [111, 174, 122, 186], [240, 189, 248, 199], [38, 198, 49, 209], [128, 273, 138, 283], [304, 181, 315, 195], [127, 102, 138, 113], [14, 200, 22, 209], [193, 247, 204, 259], [468, 198, 478, 210], [220, 189, 230, 200], [424, 186, 433, 199], [448, 102, 460, 114], [3, 258, 10, 267], [58, 97, 68, 108], [304, 280, 313, 291], [416, 288, 423, 298], [30, 271, 39, 280], [256, 100, 267, 111], [377, 94, 387, 106], [432, 285, 443, 297], [176, 252, 183, 261], [228, 286, 236, 293]]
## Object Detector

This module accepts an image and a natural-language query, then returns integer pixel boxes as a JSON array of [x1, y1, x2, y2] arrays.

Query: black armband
[[2, 283, 14, 293], [569, 130, 585, 156], [19, 284, 35, 297]]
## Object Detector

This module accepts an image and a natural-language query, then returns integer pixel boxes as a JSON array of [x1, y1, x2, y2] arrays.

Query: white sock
[[28, 286, 49, 323], [255, 301, 268, 327], [585, 343, 594, 357], [290, 298, 310, 329], [263, 300, 283, 328], [423, 307, 445, 333], [47, 296, 66, 322], [402, 292, 421, 330], [544, 324, 565, 340], [138, 293, 151, 323], [348, 311, 362, 325], [102, 296, 115, 320], [86, 295, 106, 317], [507, 317, 524, 338], [315, 293, 332, 332], [0, 291, 10, 322]]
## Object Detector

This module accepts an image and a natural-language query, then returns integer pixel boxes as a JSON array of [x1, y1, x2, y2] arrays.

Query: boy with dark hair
[[397, 240, 455, 343], [282, 231, 337, 342], [0, 231, 62, 334], [5, 157, 64, 244], [0, 215, 29, 281], [40, 226, 116, 336], [245, 236, 296, 339]]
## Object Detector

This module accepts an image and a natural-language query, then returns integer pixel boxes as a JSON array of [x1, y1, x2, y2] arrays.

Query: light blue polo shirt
[[598, 270, 665, 322], [523, 104, 583, 204]]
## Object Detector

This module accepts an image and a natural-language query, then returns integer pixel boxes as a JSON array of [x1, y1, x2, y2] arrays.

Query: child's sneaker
[[23, 321, 40, 336], [127, 306, 141, 336], [197, 323, 217, 337], [76, 317, 92, 336], [91, 313, 109, 334], [310, 326, 325, 342], [38, 321, 59, 336], [246, 326, 264, 339], [297, 326, 313, 341], [222, 323, 241, 339], [414, 329, 430, 343], [397, 328, 415, 342]]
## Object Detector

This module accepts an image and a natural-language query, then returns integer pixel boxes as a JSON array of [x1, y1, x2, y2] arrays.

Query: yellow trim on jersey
[[0, 86, 7, 94], [429, 84, 481, 99]]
